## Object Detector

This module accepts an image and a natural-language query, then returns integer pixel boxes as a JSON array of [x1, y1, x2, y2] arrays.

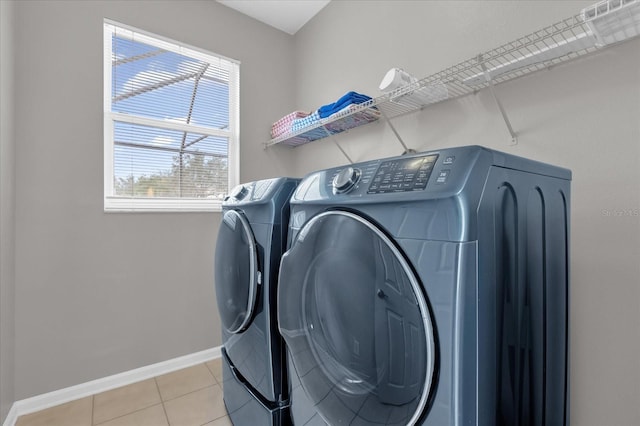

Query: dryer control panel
[[293, 146, 494, 202], [367, 154, 438, 194], [323, 153, 442, 197]]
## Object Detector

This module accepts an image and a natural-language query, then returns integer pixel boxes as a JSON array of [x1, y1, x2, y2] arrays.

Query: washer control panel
[[368, 154, 438, 194], [224, 178, 278, 204]]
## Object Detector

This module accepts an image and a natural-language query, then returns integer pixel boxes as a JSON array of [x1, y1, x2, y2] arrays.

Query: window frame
[[103, 20, 240, 212]]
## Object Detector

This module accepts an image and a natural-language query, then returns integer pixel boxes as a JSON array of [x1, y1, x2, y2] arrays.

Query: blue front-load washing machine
[[277, 145, 571, 425], [215, 177, 299, 426]]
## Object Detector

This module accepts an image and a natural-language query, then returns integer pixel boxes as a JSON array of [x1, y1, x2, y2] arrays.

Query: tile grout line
[[162, 382, 220, 404], [204, 361, 218, 385], [201, 359, 231, 426], [91, 378, 162, 426], [203, 360, 230, 425], [204, 360, 221, 386], [201, 361, 229, 425], [155, 363, 220, 403], [198, 410, 230, 426], [91, 394, 95, 426], [153, 377, 171, 426], [197, 414, 227, 426], [160, 381, 226, 426], [91, 402, 165, 426]]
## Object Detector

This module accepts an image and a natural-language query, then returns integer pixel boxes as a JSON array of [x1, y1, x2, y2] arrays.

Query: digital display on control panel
[[368, 154, 438, 194]]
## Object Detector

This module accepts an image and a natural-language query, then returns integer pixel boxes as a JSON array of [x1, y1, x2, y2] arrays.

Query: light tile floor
[[16, 359, 232, 426]]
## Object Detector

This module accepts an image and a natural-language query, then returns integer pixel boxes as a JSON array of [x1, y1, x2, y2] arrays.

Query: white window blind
[[103, 21, 239, 212]]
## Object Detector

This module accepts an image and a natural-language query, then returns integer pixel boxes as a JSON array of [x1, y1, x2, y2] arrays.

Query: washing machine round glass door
[[278, 211, 436, 425], [215, 209, 259, 334]]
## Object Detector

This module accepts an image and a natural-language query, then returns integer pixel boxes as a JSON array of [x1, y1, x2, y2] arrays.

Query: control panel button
[[333, 167, 361, 194], [435, 169, 450, 184], [443, 155, 455, 165]]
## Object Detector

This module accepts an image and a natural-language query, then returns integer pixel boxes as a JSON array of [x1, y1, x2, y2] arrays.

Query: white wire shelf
[[265, 0, 640, 149]]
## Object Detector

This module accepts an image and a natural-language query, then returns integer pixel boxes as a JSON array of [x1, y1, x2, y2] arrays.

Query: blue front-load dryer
[[215, 177, 299, 426], [277, 145, 571, 425]]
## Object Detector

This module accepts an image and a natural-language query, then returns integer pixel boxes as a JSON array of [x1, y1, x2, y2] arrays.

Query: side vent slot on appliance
[[494, 182, 568, 426]]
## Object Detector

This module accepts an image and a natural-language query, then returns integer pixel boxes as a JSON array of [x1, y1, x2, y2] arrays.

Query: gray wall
[[12, 0, 295, 400], [1, 0, 16, 421], [291, 1, 640, 425]]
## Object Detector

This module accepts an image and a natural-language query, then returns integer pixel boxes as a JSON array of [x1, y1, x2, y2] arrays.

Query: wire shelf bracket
[[379, 109, 417, 155], [478, 55, 518, 146], [320, 125, 354, 164]]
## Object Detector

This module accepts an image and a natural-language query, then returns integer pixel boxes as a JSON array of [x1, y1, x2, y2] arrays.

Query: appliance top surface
[[292, 145, 571, 203]]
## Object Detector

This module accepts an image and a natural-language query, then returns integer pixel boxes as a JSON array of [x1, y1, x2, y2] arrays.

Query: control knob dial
[[332, 167, 361, 194], [229, 184, 249, 200]]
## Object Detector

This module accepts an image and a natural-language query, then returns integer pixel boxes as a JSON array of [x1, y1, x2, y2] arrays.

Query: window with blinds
[[103, 21, 239, 212]]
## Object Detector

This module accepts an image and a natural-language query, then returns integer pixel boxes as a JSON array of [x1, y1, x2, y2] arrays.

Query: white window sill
[[104, 197, 223, 213]]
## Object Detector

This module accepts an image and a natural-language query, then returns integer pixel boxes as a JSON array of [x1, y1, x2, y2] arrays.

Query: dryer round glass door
[[215, 209, 259, 334], [278, 211, 436, 425]]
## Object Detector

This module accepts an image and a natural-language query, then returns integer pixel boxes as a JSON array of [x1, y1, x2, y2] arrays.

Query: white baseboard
[[2, 405, 17, 426], [3, 346, 221, 426]]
